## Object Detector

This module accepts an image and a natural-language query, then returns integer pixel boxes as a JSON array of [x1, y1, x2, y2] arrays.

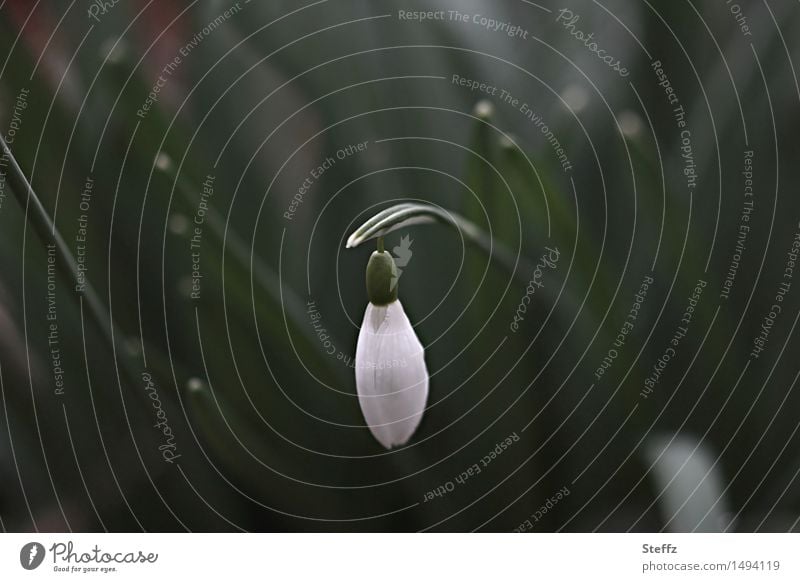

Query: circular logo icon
[[19, 542, 45, 570]]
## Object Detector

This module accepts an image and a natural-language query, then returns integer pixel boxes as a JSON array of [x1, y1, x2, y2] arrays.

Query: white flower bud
[[355, 300, 428, 448]]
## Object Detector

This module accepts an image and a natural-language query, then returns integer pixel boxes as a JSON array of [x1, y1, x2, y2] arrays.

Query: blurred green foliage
[[0, 0, 799, 532]]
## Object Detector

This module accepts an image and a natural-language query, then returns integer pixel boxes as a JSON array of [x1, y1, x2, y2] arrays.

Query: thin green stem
[[0, 136, 143, 386], [377, 236, 385, 253]]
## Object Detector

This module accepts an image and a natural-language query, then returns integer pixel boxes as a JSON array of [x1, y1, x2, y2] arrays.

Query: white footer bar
[[1, 533, 796, 581]]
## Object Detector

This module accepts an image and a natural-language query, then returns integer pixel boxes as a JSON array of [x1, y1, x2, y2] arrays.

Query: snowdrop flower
[[355, 243, 428, 448]]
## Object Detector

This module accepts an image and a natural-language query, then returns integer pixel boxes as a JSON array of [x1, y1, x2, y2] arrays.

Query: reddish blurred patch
[[135, 0, 189, 108], [5, 0, 81, 105]]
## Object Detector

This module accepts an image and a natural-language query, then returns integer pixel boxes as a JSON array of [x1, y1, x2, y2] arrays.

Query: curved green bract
[[346, 202, 530, 283], [346, 203, 479, 249]]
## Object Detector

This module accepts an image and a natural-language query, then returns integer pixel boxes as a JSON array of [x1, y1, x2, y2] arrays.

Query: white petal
[[355, 300, 429, 448]]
